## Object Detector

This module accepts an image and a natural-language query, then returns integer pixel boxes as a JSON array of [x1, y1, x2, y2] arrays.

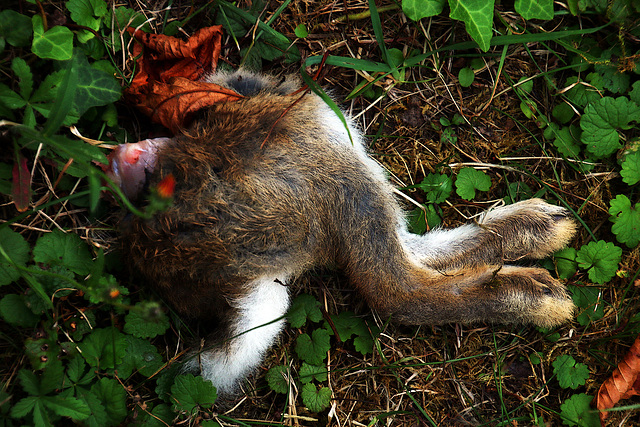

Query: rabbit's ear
[[183, 274, 291, 395]]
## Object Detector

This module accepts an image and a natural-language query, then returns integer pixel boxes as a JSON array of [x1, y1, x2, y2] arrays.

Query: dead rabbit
[[107, 70, 577, 395]]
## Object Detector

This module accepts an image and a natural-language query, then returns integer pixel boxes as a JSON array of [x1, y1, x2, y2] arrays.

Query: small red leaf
[[156, 174, 175, 199], [11, 156, 31, 212]]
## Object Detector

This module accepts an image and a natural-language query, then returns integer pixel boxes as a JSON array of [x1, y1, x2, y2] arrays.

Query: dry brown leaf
[[125, 26, 243, 133], [595, 334, 640, 425]]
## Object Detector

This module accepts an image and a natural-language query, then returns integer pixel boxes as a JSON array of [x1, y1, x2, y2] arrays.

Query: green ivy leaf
[[402, 0, 446, 20], [33, 229, 93, 276], [553, 355, 590, 389], [575, 240, 622, 284], [170, 374, 217, 413], [90, 378, 127, 426], [295, 329, 331, 365], [124, 302, 170, 338], [552, 102, 575, 124], [415, 173, 452, 200], [608, 194, 640, 248], [265, 365, 289, 394], [559, 393, 599, 427], [515, 0, 554, 20], [31, 15, 73, 60], [78, 327, 127, 370], [568, 284, 604, 326], [620, 150, 640, 185], [0, 227, 30, 286], [288, 294, 323, 328], [300, 383, 332, 413], [455, 167, 492, 200], [449, 0, 495, 52], [580, 97, 640, 158], [300, 363, 328, 384]]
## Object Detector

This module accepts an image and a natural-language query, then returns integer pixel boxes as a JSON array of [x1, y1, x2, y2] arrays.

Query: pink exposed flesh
[[105, 137, 171, 200]]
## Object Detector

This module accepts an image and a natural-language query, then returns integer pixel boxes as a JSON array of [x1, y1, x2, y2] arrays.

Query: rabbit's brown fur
[[118, 70, 576, 395]]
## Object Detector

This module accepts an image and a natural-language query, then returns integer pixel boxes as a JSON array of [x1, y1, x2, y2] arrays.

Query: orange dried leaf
[[595, 335, 640, 425], [125, 26, 242, 133]]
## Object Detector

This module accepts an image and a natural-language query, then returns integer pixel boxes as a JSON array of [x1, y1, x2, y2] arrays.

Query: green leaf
[[76, 390, 108, 427], [415, 174, 453, 204], [90, 378, 127, 426], [66, 355, 95, 386], [554, 247, 578, 280], [448, 0, 495, 52], [0, 83, 26, 110], [78, 327, 127, 369], [17, 369, 41, 395], [553, 125, 582, 158], [0, 10, 33, 47], [620, 150, 640, 185], [12, 57, 33, 100], [564, 76, 601, 108], [42, 395, 90, 420], [288, 294, 323, 328], [120, 335, 164, 378], [66, 0, 108, 42], [407, 204, 441, 235], [515, 0, 554, 20], [575, 240, 622, 284], [580, 97, 640, 158], [559, 393, 599, 427], [124, 302, 170, 338], [265, 365, 289, 394], [10, 396, 38, 418], [402, 0, 446, 20], [300, 363, 328, 384], [295, 329, 331, 365], [0, 227, 30, 286], [33, 229, 93, 275], [31, 15, 73, 60], [75, 59, 122, 116], [294, 23, 308, 38], [458, 67, 475, 87], [553, 355, 589, 389], [455, 167, 492, 200], [300, 383, 332, 413], [0, 294, 40, 327], [608, 194, 640, 248], [569, 284, 604, 326], [552, 102, 575, 124], [170, 374, 217, 413]]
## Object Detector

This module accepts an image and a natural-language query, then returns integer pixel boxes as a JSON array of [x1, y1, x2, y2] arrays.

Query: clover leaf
[[608, 194, 640, 247], [300, 383, 332, 413], [553, 355, 590, 389], [455, 167, 491, 200], [620, 150, 640, 185], [576, 240, 622, 284], [580, 96, 640, 158]]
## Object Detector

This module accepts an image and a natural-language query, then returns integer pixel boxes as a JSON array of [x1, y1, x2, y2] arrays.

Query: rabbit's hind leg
[[479, 199, 577, 261]]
